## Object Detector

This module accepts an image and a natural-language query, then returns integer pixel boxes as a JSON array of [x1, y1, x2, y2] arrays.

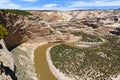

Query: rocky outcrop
[[30, 11, 72, 22], [0, 9, 120, 80], [110, 27, 120, 35], [0, 39, 16, 80], [11, 43, 38, 80], [0, 10, 77, 50], [0, 11, 52, 49], [81, 20, 101, 28]]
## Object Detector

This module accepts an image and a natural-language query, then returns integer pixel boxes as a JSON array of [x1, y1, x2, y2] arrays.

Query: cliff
[[0, 10, 119, 50], [0, 11, 52, 49], [0, 39, 16, 80]]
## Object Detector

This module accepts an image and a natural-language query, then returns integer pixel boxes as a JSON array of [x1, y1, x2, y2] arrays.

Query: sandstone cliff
[[0, 11, 52, 49]]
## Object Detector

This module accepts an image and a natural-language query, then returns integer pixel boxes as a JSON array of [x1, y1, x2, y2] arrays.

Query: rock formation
[[0, 11, 52, 49], [0, 9, 120, 80], [0, 39, 16, 80]]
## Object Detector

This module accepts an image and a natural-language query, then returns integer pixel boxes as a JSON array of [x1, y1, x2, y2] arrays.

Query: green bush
[[82, 33, 102, 42], [50, 35, 120, 79], [0, 25, 8, 39], [71, 32, 102, 42]]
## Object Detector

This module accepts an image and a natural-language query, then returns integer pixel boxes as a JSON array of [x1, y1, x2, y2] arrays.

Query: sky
[[0, 0, 120, 10]]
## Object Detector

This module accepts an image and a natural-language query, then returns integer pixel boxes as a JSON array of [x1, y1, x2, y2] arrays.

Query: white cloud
[[0, 0, 37, 9], [0, 0, 10, 3], [22, 0, 37, 2], [43, 4, 58, 8], [5, 3, 21, 9], [20, 4, 58, 10], [0, 0, 11, 5], [0, 0, 21, 9], [22, 7, 40, 10], [70, 0, 120, 8], [42, 4, 58, 10], [0, 0, 120, 10], [38, 0, 120, 10], [39, 4, 58, 10]]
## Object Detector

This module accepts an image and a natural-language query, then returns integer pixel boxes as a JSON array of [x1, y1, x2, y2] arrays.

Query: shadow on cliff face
[[0, 45, 2, 49], [0, 61, 17, 80], [7, 44, 20, 51], [110, 27, 120, 35]]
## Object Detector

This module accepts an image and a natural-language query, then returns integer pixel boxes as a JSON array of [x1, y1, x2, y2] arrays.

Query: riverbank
[[46, 44, 75, 80], [34, 43, 58, 80], [11, 34, 78, 80], [46, 36, 120, 80], [12, 42, 47, 80], [75, 37, 107, 48]]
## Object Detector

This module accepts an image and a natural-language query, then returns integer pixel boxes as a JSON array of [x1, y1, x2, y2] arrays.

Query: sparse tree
[[0, 25, 8, 49], [0, 25, 8, 40]]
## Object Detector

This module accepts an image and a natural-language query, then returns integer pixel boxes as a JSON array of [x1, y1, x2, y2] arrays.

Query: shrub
[[50, 35, 120, 79], [0, 25, 8, 39]]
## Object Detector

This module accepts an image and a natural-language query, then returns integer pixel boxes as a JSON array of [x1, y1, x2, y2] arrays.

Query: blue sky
[[0, 0, 120, 10]]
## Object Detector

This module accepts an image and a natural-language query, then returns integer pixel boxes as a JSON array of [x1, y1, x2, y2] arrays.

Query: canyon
[[0, 9, 120, 80]]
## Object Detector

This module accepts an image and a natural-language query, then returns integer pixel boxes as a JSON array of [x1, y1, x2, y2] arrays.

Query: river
[[34, 42, 76, 80], [34, 43, 57, 80]]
